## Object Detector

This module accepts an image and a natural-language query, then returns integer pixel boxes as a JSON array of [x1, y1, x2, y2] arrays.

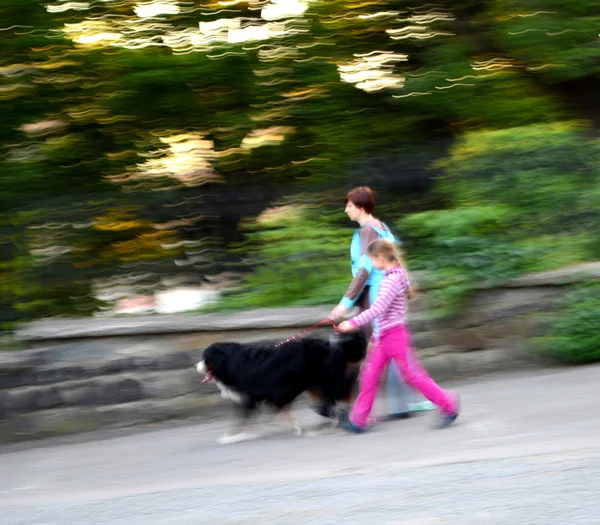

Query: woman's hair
[[367, 239, 419, 300], [345, 186, 375, 214]]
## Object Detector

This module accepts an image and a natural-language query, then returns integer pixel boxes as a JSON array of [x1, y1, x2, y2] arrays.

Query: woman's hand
[[337, 321, 355, 333], [330, 304, 348, 320]]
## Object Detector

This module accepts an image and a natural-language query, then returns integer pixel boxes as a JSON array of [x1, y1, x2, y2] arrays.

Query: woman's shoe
[[408, 400, 436, 412], [384, 411, 412, 421]]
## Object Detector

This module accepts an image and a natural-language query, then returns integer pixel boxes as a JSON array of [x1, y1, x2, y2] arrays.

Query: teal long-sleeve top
[[338, 220, 396, 310]]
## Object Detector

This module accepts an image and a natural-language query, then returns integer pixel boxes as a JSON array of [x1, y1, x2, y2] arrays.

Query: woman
[[329, 186, 433, 419]]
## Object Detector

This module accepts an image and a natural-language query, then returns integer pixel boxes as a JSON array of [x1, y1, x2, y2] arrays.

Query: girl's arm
[[348, 276, 405, 328]]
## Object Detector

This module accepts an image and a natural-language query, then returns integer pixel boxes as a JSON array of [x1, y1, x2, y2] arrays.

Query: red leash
[[274, 317, 338, 347]]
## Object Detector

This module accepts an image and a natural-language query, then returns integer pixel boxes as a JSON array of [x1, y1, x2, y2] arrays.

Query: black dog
[[195, 331, 366, 444]]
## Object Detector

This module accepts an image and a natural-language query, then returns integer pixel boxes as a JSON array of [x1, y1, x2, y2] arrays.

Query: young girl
[[337, 239, 460, 432]]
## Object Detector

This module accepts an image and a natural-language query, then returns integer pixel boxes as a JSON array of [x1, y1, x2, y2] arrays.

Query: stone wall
[[1, 262, 599, 444]]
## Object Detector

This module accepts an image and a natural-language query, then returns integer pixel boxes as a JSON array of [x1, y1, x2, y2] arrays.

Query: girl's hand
[[337, 321, 355, 333]]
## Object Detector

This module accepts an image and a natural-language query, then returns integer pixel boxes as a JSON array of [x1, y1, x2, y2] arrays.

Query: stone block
[[472, 319, 516, 340], [448, 330, 487, 352], [3, 388, 37, 413], [464, 288, 560, 324], [33, 365, 87, 385], [420, 354, 455, 382], [140, 369, 203, 399], [0, 408, 103, 443], [411, 330, 449, 350], [0, 351, 45, 371], [61, 384, 100, 406], [407, 293, 429, 313], [42, 340, 119, 362], [0, 392, 8, 419], [416, 345, 455, 358], [525, 315, 555, 338], [33, 409, 102, 437], [94, 357, 135, 376], [505, 262, 600, 287], [35, 386, 63, 409], [0, 414, 38, 441], [131, 355, 163, 371], [163, 351, 196, 369], [131, 351, 195, 372], [96, 377, 143, 405], [449, 348, 537, 378], [0, 371, 26, 390], [94, 393, 225, 429]]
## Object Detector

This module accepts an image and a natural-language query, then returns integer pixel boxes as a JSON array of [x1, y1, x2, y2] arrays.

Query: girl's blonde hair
[[367, 239, 419, 300]]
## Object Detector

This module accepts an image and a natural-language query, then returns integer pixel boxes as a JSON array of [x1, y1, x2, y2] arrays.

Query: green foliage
[[214, 207, 350, 310], [397, 123, 600, 312], [437, 123, 600, 254], [438, 124, 600, 234], [2, 0, 600, 325], [489, 1, 600, 83], [206, 123, 600, 314], [536, 283, 600, 364], [397, 206, 538, 311]]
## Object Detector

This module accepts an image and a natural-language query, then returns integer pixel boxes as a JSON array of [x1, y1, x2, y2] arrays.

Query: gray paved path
[[2, 365, 600, 524]]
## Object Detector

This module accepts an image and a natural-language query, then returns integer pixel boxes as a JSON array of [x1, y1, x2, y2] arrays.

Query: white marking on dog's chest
[[215, 380, 243, 403]]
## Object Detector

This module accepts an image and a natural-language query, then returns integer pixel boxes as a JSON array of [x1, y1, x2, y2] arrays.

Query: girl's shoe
[[341, 419, 366, 434], [434, 394, 460, 429], [435, 411, 459, 429]]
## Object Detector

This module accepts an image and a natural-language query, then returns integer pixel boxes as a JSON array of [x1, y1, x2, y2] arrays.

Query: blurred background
[[1, 0, 599, 333]]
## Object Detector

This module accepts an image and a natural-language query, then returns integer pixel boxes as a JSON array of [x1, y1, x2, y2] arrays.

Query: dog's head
[[195, 342, 240, 383], [328, 331, 367, 363]]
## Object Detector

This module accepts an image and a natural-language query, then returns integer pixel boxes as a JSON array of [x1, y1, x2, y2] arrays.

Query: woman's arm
[[337, 226, 379, 310]]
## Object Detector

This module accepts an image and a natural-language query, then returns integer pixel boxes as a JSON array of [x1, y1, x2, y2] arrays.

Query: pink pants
[[351, 324, 457, 428]]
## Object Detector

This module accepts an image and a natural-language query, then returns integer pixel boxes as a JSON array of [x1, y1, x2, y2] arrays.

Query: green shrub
[[437, 122, 600, 237], [210, 205, 350, 310], [397, 205, 541, 312], [536, 283, 600, 364], [397, 123, 600, 312], [211, 123, 600, 314]]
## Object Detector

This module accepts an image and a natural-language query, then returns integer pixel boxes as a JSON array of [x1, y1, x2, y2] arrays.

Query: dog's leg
[[278, 406, 303, 437], [304, 398, 340, 437], [343, 362, 361, 404], [217, 400, 259, 445], [308, 389, 336, 420]]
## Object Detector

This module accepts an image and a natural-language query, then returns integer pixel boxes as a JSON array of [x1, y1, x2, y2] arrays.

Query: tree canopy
[[1, 0, 599, 325]]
